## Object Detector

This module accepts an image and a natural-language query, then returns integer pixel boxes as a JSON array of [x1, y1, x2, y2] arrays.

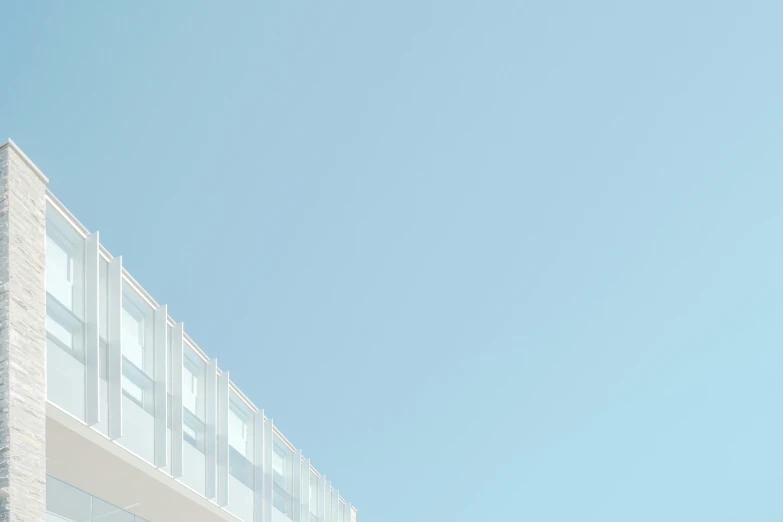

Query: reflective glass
[[310, 473, 319, 516], [272, 439, 293, 518], [92, 497, 134, 522], [324, 488, 331, 522], [46, 476, 149, 522], [46, 231, 75, 310], [121, 297, 146, 369], [45, 207, 84, 316], [181, 344, 207, 495]]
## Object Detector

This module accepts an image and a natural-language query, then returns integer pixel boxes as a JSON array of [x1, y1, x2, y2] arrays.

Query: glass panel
[[310, 473, 319, 515], [47, 476, 91, 522], [324, 490, 331, 522], [122, 359, 154, 411], [120, 359, 155, 464], [47, 298, 84, 360], [230, 446, 254, 488], [182, 429, 207, 495], [46, 297, 85, 420], [227, 473, 254, 522], [45, 207, 87, 420], [46, 211, 84, 316], [229, 396, 253, 460], [183, 346, 205, 420], [121, 297, 146, 369], [46, 476, 149, 522], [338, 502, 344, 522], [45, 225, 72, 311], [229, 406, 247, 456], [183, 409, 205, 450], [272, 438, 293, 518], [92, 497, 135, 522], [226, 393, 253, 516], [118, 285, 155, 463], [181, 344, 207, 494]]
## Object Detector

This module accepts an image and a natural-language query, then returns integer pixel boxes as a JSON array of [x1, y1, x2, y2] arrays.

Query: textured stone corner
[[0, 144, 48, 522]]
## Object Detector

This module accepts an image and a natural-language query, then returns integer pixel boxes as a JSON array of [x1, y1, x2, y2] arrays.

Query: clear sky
[[3, 1, 783, 520]]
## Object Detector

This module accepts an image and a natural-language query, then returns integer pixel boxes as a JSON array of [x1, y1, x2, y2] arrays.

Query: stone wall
[[0, 143, 48, 522]]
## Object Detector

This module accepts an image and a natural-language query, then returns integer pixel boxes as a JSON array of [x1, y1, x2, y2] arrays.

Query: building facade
[[0, 139, 357, 522]]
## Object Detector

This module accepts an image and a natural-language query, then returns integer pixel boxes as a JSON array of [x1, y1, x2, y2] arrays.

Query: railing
[[46, 475, 149, 522]]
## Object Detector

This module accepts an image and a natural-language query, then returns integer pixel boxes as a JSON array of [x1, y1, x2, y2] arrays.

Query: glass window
[[45, 207, 87, 420], [122, 358, 154, 412], [183, 346, 205, 419], [45, 207, 86, 359], [121, 287, 154, 414], [229, 401, 248, 456], [46, 231, 73, 307], [46, 298, 83, 359], [310, 472, 319, 518], [46, 207, 84, 315], [183, 363, 198, 412], [228, 395, 254, 488], [184, 408, 205, 451], [121, 296, 146, 369], [273, 439, 293, 518], [183, 345, 206, 453]]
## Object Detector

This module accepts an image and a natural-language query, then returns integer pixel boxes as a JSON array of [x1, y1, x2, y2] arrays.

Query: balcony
[[44, 188, 356, 522]]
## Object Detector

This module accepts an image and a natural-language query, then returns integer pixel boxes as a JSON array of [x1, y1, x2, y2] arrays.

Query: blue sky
[[3, 1, 783, 520]]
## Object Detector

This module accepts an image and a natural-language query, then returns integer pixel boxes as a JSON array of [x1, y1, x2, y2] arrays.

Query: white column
[[84, 232, 100, 426], [324, 481, 332, 522], [292, 449, 302, 522], [170, 322, 184, 478], [205, 358, 218, 500], [317, 475, 326, 522], [253, 409, 265, 522], [330, 489, 339, 522], [154, 305, 168, 468], [107, 256, 123, 440], [263, 418, 274, 522], [344, 503, 352, 522], [302, 458, 311, 521], [217, 370, 230, 506]]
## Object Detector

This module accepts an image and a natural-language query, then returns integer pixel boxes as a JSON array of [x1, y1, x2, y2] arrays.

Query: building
[[0, 139, 357, 522]]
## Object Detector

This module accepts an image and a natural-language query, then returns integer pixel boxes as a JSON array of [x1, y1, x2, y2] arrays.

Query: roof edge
[[0, 138, 50, 184]]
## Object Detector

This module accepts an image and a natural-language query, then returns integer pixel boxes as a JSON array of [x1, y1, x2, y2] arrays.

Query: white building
[[0, 139, 357, 522]]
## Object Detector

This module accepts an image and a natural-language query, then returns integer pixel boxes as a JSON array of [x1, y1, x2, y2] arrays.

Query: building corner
[[0, 140, 48, 521]]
